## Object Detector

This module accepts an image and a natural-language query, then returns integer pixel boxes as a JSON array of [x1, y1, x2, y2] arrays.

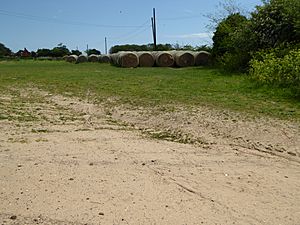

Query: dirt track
[[0, 90, 299, 225]]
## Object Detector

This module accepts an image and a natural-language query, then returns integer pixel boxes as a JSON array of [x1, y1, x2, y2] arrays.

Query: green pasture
[[0, 60, 299, 120]]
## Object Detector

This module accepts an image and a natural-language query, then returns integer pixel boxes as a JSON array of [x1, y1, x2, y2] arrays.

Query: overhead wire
[[157, 15, 203, 21], [0, 9, 147, 28], [108, 20, 151, 41], [113, 25, 151, 42], [0, 9, 206, 47]]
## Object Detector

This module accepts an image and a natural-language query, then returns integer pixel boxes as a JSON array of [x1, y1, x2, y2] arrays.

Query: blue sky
[[1, 0, 262, 53]]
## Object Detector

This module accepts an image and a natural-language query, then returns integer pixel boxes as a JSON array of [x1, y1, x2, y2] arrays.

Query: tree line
[[109, 43, 211, 54], [0, 43, 101, 58], [0, 42, 211, 58]]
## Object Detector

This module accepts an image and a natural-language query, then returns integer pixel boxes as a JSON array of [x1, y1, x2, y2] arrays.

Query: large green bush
[[212, 0, 300, 73], [251, 0, 300, 49], [249, 48, 300, 97], [211, 13, 251, 71], [220, 51, 251, 72], [212, 13, 248, 58]]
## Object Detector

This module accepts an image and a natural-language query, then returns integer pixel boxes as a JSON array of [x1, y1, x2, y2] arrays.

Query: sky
[[0, 0, 262, 53]]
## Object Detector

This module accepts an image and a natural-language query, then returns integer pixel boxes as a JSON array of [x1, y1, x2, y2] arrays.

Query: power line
[[95, 19, 151, 52], [107, 25, 151, 47], [86, 22, 151, 53], [118, 25, 151, 42], [0, 9, 147, 28], [157, 15, 203, 21], [108, 20, 151, 41]]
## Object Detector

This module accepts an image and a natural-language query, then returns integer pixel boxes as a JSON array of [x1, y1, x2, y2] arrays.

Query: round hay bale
[[154, 51, 174, 67], [117, 52, 139, 68], [137, 52, 155, 67], [99, 54, 111, 63], [66, 55, 78, 63], [76, 55, 88, 63], [109, 53, 118, 65], [173, 51, 195, 67], [88, 54, 99, 62], [62, 55, 68, 61], [194, 51, 211, 66]]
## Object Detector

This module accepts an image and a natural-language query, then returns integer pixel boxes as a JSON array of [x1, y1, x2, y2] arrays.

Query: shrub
[[0, 43, 12, 56], [220, 51, 251, 72], [249, 48, 300, 97], [212, 13, 248, 58], [251, 0, 300, 49]]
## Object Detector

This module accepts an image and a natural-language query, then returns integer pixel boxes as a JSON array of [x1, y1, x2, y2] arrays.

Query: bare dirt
[[0, 89, 299, 225]]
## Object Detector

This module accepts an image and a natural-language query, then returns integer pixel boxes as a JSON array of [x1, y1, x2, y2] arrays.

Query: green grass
[[0, 60, 299, 120]]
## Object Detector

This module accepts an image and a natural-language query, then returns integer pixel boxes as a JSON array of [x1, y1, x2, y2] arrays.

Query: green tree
[[15, 50, 23, 57], [36, 48, 51, 57], [109, 43, 173, 53], [51, 44, 70, 57], [31, 51, 37, 58], [71, 50, 82, 56], [250, 0, 300, 49], [86, 48, 101, 56], [212, 13, 248, 57], [0, 43, 12, 56], [195, 45, 212, 52], [181, 45, 195, 51], [156, 44, 173, 51]]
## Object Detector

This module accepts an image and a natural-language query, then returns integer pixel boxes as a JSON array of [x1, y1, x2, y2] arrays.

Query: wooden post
[[152, 8, 157, 50], [105, 37, 107, 54]]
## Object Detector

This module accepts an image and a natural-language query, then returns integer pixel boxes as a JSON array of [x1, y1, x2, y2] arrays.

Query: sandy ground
[[0, 90, 299, 225]]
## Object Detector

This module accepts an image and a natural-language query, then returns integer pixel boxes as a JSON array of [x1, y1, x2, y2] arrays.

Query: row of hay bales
[[110, 51, 210, 68], [65, 54, 110, 64], [65, 51, 210, 68]]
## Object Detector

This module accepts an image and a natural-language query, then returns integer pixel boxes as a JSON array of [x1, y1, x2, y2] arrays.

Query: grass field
[[0, 60, 299, 120]]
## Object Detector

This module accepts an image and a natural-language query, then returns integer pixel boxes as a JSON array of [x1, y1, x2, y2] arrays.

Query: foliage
[[109, 43, 174, 53], [155, 44, 173, 51], [250, 0, 300, 49], [220, 51, 251, 72], [71, 50, 82, 56], [212, 0, 300, 73], [195, 45, 212, 52], [15, 50, 23, 57], [50, 44, 70, 57], [250, 48, 300, 97], [36, 48, 52, 57], [180, 45, 194, 51], [86, 48, 101, 56], [212, 13, 247, 57], [212, 13, 250, 70], [109, 43, 210, 54], [0, 43, 12, 56], [37, 44, 70, 57], [110, 44, 149, 53], [31, 51, 37, 58]]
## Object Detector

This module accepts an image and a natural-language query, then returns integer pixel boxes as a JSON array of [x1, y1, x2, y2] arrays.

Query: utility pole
[[151, 8, 157, 51], [86, 44, 89, 55], [105, 37, 107, 54]]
